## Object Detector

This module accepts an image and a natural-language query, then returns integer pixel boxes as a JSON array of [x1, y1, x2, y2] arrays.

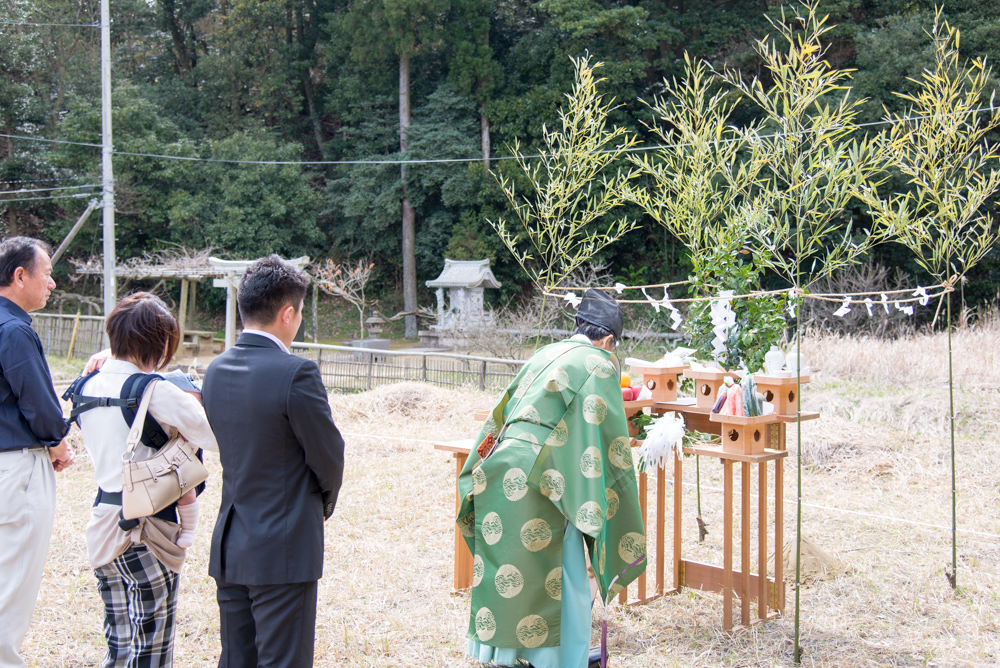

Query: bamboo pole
[[948, 290, 957, 589], [66, 310, 81, 362]]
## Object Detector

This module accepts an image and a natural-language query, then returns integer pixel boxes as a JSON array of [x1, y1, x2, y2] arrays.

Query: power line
[[0, 132, 102, 148], [0, 192, 94, 204], [0, 20, 99, 27], [0, 105, 997, 167], [100, 104, 1000, 164], [0, 183, 100, 194], [0, 176, 79, 185]]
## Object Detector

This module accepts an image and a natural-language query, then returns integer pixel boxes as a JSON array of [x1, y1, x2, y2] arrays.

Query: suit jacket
[[203, 333, 344, 585]]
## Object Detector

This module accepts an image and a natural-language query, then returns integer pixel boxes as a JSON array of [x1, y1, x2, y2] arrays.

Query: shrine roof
[[425, 259, 501, 289]]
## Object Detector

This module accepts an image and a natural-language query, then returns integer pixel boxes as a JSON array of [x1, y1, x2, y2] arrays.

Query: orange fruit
[[620, 372, 631, 388]]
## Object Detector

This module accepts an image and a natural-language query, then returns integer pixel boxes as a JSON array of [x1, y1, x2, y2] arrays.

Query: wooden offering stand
[[683, 368, 742, 409], [647, 399, 820, 630], [629, 364, 687, 403], [752, 373, 811, 416], [711, 413, 778, 456]]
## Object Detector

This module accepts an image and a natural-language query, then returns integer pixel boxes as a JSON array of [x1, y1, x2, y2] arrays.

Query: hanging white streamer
[[563, 291, 581, 308], [660, 290, 683, 330], [833, 296, 852, 317], [913, 286, 930, 306], [864, 297, 873, 316], [787, 288, 797, 318], [895, 300, 914, 316], [709, 290, 736, 360], [640, 287, 661, 313], [641, 287, 683, 330], [613, 282, 626, 294], [880, 293, 890, 314]]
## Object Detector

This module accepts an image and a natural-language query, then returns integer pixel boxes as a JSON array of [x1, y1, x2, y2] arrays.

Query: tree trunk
[[400, 54, 418, 338], [161, 0, 194, 74], [302, 72, 326, 158], [7, 209, 19, 237], [481, 106, 491, 169]]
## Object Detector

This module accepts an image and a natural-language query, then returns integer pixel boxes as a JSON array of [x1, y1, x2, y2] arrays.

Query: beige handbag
[[121, 380, 209, 521]]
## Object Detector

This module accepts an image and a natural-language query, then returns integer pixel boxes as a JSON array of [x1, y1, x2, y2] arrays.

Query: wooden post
[[673, 454, 682, 591], [454, 453, 473, 590], [422, 354, 427, 381], [723, 461, 733, 631], [366, 351, 374, 390], [637, 469, 648, 601], [776, 457, 785, 612], [189, 280, 197, 327], [66, 310, 81, 362], [741, 462, 751, 626], [178, 279, 189, 339], [656, 464, 666, 595], [479, 359, 487, 390], [759, 461, 768, 620]]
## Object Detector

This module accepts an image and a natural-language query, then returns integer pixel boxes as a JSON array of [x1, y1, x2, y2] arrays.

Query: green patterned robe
[[457, 339, 647, 650]]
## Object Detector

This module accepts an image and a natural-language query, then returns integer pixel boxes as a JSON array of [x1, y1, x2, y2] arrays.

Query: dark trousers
[[215, 576, 318, 668]]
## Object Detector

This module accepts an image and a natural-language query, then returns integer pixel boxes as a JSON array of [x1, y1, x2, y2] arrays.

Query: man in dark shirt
[[0, 237, 74, 668]]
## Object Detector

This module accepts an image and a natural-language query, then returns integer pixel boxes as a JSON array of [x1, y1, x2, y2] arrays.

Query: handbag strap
[[124, 379, 158, 461]]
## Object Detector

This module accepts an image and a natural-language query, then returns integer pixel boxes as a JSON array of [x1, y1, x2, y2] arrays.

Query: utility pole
[[100, 0, 116, 322]]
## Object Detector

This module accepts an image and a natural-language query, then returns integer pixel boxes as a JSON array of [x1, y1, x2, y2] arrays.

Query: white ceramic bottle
[[786, 352, 806, 375], [764, 346, 785, 374]]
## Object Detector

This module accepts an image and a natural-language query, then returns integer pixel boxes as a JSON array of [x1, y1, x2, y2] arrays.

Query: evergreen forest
[[3, 0, 999, 329]]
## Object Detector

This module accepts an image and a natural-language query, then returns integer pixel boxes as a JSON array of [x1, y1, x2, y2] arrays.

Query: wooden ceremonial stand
[[616, 363, 686, 605], [435, 438, 476, 591], [651, 376, 818, 630]]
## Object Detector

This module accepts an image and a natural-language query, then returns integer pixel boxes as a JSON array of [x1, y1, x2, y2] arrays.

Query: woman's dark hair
[[237, 254, 310, 326], [106, 292, 180, 370], [0, 237, 52, 287], [575, 317, 615, 344]]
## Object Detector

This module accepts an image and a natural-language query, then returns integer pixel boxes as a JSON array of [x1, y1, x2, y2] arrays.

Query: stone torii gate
[[74, 251, 221, 348], [209, 256, 310, 350], [75, 253, 310, 352]]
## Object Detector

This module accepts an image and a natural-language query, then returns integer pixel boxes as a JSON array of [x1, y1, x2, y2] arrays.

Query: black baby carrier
[[64, 370, 205, 529]]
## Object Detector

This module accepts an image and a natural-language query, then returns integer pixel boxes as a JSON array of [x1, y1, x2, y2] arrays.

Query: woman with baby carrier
[[68, 292, 217, 667]]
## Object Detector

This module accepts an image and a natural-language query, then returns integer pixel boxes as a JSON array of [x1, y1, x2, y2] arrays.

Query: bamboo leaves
[[721, 1, 890, 289], [624, 54, 767, 260], [865, 11, 1000, 285], [488, 55, 638, 293]]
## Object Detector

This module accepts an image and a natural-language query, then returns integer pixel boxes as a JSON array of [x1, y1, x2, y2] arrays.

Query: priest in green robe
[[458, 289, 647, 668]]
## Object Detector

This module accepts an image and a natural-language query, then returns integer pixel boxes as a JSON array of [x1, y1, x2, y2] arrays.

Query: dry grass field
[[21, 319, 1000, 667]]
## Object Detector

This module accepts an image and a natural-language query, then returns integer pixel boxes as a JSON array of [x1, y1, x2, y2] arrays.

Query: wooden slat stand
[[654, 400, 800, 631], [615, 399, 669, 606], [679, 442, 787, 629]]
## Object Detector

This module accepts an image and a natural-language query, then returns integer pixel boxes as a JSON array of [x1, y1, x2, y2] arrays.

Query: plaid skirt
[[94, 544, 180, 668]]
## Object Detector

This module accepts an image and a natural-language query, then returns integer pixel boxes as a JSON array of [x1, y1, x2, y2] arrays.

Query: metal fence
[[31, 312, 105, 360], [26, 315, 525, 392], [290, 342, 525, 392]]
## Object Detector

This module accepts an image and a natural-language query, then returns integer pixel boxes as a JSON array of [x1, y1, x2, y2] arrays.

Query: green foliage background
[[2, 0, 998, 320]]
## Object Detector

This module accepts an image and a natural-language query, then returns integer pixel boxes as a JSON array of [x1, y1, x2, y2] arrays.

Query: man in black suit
[[202, 255, 344, 668]]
